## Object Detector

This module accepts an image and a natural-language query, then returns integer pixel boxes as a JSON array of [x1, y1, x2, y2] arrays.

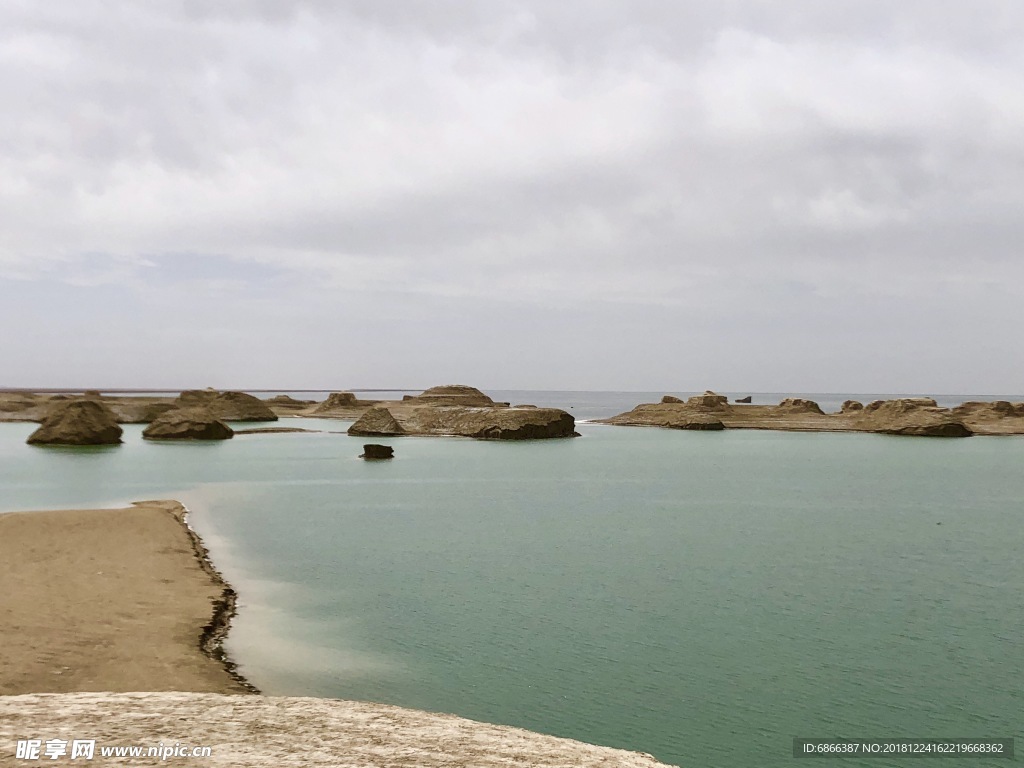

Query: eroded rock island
[[598, 391, 1024, 437]]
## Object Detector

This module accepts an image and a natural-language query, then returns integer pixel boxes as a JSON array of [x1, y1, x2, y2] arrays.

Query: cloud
[[1, 1, 1022, 389]]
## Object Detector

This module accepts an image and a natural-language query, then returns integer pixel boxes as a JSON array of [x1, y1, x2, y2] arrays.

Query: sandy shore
[[0, 500, 251, 696], [0, 501, 678, 766]]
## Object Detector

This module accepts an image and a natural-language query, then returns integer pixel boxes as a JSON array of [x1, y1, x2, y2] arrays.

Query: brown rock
[[841, 400, 864, 413], [315, 392, 360, 411], [360, 444, 394, 459], [177, 390, 277, 422], [109, 401, 177, 424], [461, 409, 577, 440], [734, 396, 752, 404], [348, 408, 406, 437], [409, 385, 496, 407], [687, 391, 728, 408], [661, 395, 684, 404], [952, 400, 1024, 418], [267, 395, 316, 405], [854, 399, 971, 437], [670, 415, 725, 430], [27, 400, 123, 446], [778, 398, 824, 414], [143, 408, 234, 440]]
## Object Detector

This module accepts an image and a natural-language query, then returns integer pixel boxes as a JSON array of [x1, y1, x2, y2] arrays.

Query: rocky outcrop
[[841, 400, 864, 413], [0, 391, 44, 415], [687, 391, 728, 408], [143, 408, 234, 440], [360, 444, 394, 459], [953, 400, 1024, 418], [265, 394, 317, 412], [27, 400, 123, 446], [850, 398, 971, 437], [778, 398, 824, 414], [315, 392, 359, 411], [408, 385, 496, 407], [177, 390, 277, 422], [661, 395, 684, 404], [734, 395, 752, 404], [108, 400, 176, 424], [455, 409, 577, 440], [348, 408, 406, 437], [350, 402, 576, 440], [0, 692, 678, 768], [600, 394, 976, 437], [669, 415, 725, 430]]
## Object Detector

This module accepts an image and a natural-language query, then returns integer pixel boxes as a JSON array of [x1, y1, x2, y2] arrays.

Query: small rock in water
[[360, 444, 394, 460]]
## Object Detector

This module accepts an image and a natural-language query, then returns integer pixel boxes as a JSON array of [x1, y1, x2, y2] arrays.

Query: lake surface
[[2, 391, 1022, 767]]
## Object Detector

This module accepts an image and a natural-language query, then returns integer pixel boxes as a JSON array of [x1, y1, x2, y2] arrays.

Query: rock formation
[[687, 391, 728, 408], [27, 400, 123, 446], [407, 385, 496, 407], [670, 415, 725, 430], [360, 444, 394, 459], [315, 392, 359, 410], [348, 408, 406, 437], [734, 395, 752, 404], [0, 691, 678, 768], [143, 408, 235, 440], [0, 391, 44, 415], [348, 401, 576, 440], [777, 398, 825, 414], [453, 409, 577, 440], [108, 400, 177, 424], [854, 399, 972, 437], [600, 394, 975, 437], [841, 400, 864, 413], [176, 390, 277, 422], [660, 395, 683, 404]]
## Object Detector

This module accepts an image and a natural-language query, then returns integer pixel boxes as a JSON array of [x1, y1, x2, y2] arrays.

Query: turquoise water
[[1, 398, 1022, 767]]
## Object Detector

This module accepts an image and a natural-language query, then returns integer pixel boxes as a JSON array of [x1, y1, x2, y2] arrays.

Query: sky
[[1, 1, 1023, 393]]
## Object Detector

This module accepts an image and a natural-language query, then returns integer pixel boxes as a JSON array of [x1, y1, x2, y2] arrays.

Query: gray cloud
[[1, 1, 1022, 391]]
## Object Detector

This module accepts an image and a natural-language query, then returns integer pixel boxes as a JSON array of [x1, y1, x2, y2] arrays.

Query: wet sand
[[0, 500, 251, 695]]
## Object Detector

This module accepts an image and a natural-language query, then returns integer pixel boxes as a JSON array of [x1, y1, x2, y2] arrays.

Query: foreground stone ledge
[[0, 692, 678, 768]]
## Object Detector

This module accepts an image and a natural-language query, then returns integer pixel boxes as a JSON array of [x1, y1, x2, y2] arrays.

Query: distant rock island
[[598, 391, 1024, 437], [26, 399, 123, 446], [2, 385, 578, 441], [343, 386, 577, 440], [7, 387, 1024, 438]]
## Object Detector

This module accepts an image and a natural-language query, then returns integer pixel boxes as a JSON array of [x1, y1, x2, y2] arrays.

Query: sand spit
[[0, 500, 674, 766], [0, 692, 677, 768], [0, 501, 250, 696]]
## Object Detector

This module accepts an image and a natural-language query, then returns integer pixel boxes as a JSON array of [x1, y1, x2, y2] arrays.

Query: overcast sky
[[2, 1, 1022, 393]]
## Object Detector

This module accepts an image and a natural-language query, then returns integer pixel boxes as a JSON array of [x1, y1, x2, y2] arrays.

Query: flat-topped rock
[[687, 391, 728, 408], [177, 390, 278, 422], [853, 399, 972, 437], [599, 395, 979, 437], [408, 385, 496, 407], [27, 400, 123, 446], [351, 403, 576, 440], [360, 444, 394, 459], [670, 415, 725, 430], [778, 398, 824, 414], [143, 408, 234, 440]]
